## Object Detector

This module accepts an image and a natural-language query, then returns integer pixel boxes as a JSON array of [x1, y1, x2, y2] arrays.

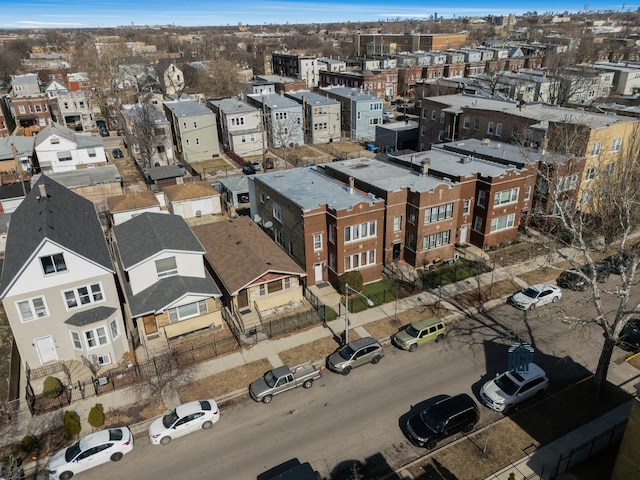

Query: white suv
[[480, 363, 548, 412]]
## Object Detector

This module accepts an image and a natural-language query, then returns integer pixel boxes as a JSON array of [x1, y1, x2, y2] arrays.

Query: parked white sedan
[[48, 427, 134, 480], [149, 399, 220, 445], [507, 283, 562, 310]]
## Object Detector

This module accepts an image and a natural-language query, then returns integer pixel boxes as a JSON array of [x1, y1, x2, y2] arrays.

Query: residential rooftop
[[163, 99, 214, 117], [319, 86, 380, 102], [247, 92, 301, 109], [251, 167, 382, 212], [437, 138, 572, 165], [208, 98, 258, 115], [285, 90, 340, 107]]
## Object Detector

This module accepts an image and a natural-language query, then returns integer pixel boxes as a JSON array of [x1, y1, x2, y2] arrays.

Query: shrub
[[21, 435, 38, 455], [88, 403, 105, 429], [337, 271, 363, 295], [42, 376, 64, 399], [63, 410, 81, 439]]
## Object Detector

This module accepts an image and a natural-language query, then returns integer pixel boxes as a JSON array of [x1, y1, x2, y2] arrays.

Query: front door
[[314, 263, 323, 283], [459, 225, 468, 244], [237, 289, 249, 309], [34, 336, 57, 364], [392, 243, 401, 261]]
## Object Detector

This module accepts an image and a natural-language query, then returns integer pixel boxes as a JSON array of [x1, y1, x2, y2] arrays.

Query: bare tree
[[135, 352, 195, 400], [130, 99, 164, 170], [543, 125, 640, 397]]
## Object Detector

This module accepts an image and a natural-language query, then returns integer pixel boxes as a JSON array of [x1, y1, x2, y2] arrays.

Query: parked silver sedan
[[507, 283, 562, 310]]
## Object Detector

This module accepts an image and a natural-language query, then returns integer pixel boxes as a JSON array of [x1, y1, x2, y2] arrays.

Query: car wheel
[[160, 436, 171, 445], [202, 421, 213, 429], [341, 366, 352, 375], [462, 423, 475, 433], [303, 379, 313, 388], [426, 440, 437, 449], [436, 334, 445, 343], [409, 344, 418, 352], [60, 472, 73, 480], [529, 303, 535, 310], [371, 356, 381, 364], [262, 394, 273, 404], [552, 296, 559, 302], [110, 452, 124, 461]]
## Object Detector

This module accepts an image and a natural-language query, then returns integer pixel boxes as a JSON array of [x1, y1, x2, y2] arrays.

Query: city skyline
[[0, 0, 635, 30]]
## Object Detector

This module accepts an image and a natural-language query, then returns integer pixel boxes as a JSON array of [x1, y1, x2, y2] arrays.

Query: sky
[[0, 0, 636, 29]]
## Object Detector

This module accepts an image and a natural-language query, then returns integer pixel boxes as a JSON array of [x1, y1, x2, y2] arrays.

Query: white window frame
[[494, 188, 519, 206], [495, 123, 503, 137], [109, 318, 120, 340], [477, 190, 487, 208], [70, 331, 83, 350], [424, 203, 454, 224], [273, 203, 283, 223], [40, 253, 67, 275], [591, 142, 602, 156], [329, 224, 336, 244], [463, 117, 470, 129], [85, 326, 109, 349], [344, 249, 376, 271], [490, 213, 516, 232], [556, 175, 578, 192], [487, 122, 495, 135], [97, 354, 111, 366], [463, 199, 471, 215], [168, 299, 208, 323], [422, 230, 451, 250], [64, 283, 104, 310], [17, 296, 48, 322], [524, 185, 532, 200], [344, 221, 377, 243], [155, 257, 178, 279], [611, 138, 622, 152], [313, 233, 323, 251], [473, 216, 484, 232], [585, 167, 596, 181], [393, 215, 402, 232]]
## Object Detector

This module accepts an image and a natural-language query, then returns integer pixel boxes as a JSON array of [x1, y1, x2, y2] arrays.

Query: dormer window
[[50, 137, 60, 144], [156, 257, 178, 278], [40, 253, 67, 274]]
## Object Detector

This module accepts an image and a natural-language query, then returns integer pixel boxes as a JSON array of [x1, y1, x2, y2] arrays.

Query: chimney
[[38, 183, 47, 199], [348, 176, 355, 193], [421, 159, 430, 174]]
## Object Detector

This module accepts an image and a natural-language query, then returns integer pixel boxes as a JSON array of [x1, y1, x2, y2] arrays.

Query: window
[[193, 121, 197, 128], [611, 138, 622, 152], [440, 112, 445, 124], [155, 257, 178, 278], [329, 252, 336, 270], [345, 249, 376, 271], [512, 126, 519, 138], [490, 213, 516, 232], [585, 167, 596, 181], [524, 185, 532, 200], [183, 122, 187, 129], [344, 221, 377, 243], [424, 203, 454, 224], [109, 319, 120, 339], [85, 326, 108, 348], [64, 283, 104, 309], [231, 117, 245, 126], [422, 231, 451, 250], [591, 142, 602, 156], [431, 110, 436, 120], [70, 331, 82, 350], [329, 224, 336, 244], [17, 297, 48, 321], [195, 138, 200, 145], [313, 234, 323, 251], [463, 117, 470, 129], [493, 188, 519, 206], [273, 203, 283, 222], [552, 198, 573, 215], [393, 215, 402, 232], [275, 228, 284, 247], [487, 122, 495, 135], [40, 253, 67, 274], [18, 105, 25, 114], [477, 190, 487, 208], [97, 354, 111, 366], [168, 300, 208, 323], [474, 118, 480, 130], [473, 216, 484, 232], [495, 123, 503, 137], [556, 175, 578, 192], [463, 199, 471, 215]]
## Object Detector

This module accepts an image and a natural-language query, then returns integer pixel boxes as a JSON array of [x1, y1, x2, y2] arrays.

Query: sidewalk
[[9, 248, 640, 478]]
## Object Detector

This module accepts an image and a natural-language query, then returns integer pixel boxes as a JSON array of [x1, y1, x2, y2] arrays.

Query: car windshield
[[521, 288, 539, 299], [65, 441, 82, 462], [420, 406, 447, 433], [264, 370, 277, 388], [162, 409, 179, 428], [338, 344, 356, 360], [405, 325, 420, 338], [494, 373, 520, 396], [108, 428, 123, 441]]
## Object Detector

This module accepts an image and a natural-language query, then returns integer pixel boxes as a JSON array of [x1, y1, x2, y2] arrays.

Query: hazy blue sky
[[0, 1, 635, 29]]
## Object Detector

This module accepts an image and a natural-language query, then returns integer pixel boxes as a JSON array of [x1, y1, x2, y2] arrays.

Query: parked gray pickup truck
[[249, 362, 323, 403]]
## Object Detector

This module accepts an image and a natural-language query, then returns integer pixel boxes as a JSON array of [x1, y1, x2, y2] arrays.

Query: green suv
[[392, 317, 446, 352]]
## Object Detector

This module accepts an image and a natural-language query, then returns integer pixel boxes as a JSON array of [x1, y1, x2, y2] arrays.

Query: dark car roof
[[434, 393, 478, 416]]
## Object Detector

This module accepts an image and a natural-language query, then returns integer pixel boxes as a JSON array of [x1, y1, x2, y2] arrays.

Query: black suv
[[619, 318, 640, 352], [405, 393, 479, 449], [556, 263, 610, 291]]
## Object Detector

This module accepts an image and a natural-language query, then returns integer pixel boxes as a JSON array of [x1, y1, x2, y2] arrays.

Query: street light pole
[[343, 283, 374, 346]]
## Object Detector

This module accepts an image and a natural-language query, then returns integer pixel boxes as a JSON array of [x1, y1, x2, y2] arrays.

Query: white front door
[[459, 226, 468, 245], [314, 263, 323, 283], [34, 336, 58, 364]]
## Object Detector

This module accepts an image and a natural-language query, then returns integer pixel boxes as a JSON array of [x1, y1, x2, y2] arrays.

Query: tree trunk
[[592, 336, 616, 397]]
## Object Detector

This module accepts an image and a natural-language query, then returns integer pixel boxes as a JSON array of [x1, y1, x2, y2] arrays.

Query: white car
[[480, 363, 549, 412], [47, 427, 134, 480], [149, 399, 220, 445], [251, 161, 263, 172], [507, 283, 562, 310]]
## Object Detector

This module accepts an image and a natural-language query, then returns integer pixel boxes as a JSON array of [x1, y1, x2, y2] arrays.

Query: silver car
[[326, 337, 384, 375], [480, 363, 549, 412]]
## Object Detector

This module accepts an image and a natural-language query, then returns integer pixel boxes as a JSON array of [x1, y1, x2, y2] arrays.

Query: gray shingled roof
[[128, 274, 221, 317], [148, 165, 185, 180], [64, 306, 117, 326], [113, 212, 205, 269], [0, 176, 113, 297]]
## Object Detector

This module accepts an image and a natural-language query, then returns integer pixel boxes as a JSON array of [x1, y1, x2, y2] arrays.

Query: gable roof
[[163, 182, 219, 202], [107, 191, 160, 213], [113, 212, 204, 269], [192, 217, 306, 295], [0, 176, 113, 297], [34, 122, 104, 149]]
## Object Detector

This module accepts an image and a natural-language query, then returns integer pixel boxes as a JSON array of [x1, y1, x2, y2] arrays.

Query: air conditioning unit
[[89, 355, 98, 363]]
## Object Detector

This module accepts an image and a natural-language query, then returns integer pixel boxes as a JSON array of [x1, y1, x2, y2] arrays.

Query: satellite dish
[[254, 214, 262, 224], [263, 221, 273, 229]]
